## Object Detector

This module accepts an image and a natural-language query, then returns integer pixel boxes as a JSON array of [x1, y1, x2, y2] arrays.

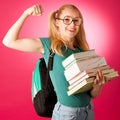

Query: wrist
[[22, 11, 30, 18], [90, 85, 103, 98]]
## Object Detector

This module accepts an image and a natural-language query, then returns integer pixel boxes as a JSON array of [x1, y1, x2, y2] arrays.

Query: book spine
[[67, 78, 94, 96], [62, 55, 74, 68], [68, 74, 94, 90], [62, 50, 96, 67], [68, 68, 115, 89], [67, 71, 119, 96], [69, 72, 87, 84], [68, 72, 95, 85], [64, 56, 98, 70], [64, 63, 80, 81], [67, 65, 110, 82], [64, 57, 107, 81]]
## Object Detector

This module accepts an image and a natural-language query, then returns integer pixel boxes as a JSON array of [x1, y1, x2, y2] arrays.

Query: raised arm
[[2, 4, 44, 53]]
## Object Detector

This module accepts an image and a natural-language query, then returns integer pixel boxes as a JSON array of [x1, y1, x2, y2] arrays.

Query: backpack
[[32, 50, 57, 117]]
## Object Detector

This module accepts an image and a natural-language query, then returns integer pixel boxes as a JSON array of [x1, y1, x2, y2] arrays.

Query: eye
[[73, 18, 81, 25], [74, 19, 78, 22], [64, 18, 71, 23], [73, 19, 79, 23]]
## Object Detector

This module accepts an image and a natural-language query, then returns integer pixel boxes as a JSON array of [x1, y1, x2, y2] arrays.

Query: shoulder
[[40, 37, 51, 48], [39, 37, 51, 57]]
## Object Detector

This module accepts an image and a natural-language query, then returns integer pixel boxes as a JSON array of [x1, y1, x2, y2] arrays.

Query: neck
[[65, 41, 76, 50], [62, 37, 74, 45]]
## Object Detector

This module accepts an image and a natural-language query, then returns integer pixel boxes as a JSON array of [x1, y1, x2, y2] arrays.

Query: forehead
[[60, 8, 80, 18]]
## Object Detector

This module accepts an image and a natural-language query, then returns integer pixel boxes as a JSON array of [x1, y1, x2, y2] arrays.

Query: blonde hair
[[48, 4, 89, 56]]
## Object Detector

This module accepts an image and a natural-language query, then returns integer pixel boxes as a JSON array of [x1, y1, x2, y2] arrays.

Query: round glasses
[[57, 16, 82, 26]]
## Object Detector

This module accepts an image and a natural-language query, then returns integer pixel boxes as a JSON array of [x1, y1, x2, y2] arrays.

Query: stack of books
[[62, 49, 119, 96]]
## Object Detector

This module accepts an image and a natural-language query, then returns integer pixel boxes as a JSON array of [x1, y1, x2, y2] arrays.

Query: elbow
[[2, 38, 12, 48], [2, 39, 6, 45], [2, 39, 8, 47]]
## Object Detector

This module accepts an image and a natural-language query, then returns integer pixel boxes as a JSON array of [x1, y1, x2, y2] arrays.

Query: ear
[[55, 19, 60, 27]]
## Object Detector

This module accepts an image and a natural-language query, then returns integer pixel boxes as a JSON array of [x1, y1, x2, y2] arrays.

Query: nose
[[69, 20, 76, 26]]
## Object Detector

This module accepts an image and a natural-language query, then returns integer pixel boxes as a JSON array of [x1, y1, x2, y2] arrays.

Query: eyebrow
[[62, 15, 81, 19]]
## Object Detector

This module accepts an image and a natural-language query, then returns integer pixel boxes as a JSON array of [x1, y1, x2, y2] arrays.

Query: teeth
[[69, 28, 75, 31], [69, 30, 75, 32]]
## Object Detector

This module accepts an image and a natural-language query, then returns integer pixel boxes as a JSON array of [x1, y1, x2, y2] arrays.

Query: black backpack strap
[[43, 49, 55, 90], [48, 49, 55, 71], [40, 38, 55, 70]]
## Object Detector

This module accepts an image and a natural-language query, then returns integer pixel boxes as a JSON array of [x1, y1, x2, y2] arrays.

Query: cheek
[[73, 26, 80, 35], [57, 26, 65, 35], [59, 24, 66, 32], [76, 26, 80, 33]]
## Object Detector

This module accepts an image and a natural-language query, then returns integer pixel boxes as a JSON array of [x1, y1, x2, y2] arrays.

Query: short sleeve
[[40, 38, 51, 65]]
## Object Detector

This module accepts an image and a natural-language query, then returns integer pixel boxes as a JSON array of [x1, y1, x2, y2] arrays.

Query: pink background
[[0, 0, 120, 120]]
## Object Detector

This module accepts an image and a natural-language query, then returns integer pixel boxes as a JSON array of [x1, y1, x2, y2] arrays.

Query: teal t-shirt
[[40, 38, 91, 107]]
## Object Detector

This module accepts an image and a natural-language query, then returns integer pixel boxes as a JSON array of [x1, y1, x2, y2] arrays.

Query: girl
[[3, 4, 108, 120]]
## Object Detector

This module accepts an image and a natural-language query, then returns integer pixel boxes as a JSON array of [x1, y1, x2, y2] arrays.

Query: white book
[[68, 65, 110, 83], [64, 56, 107, 81], [68, 73, 95, 90], [67, 71, 119, 96], [62, 49, 97, 68], [64, 56, 99, 70], [68, 68, 115, 90], [67, 77, 94, 96]]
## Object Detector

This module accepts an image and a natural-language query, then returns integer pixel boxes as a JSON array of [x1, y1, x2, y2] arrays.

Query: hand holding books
[[94, 70, 108, 86], [62, 50, 119, 96], [90, 70, 110, 98]]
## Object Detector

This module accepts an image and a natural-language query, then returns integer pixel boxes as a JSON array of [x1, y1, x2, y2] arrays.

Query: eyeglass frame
[[56, 16, 82, 26]]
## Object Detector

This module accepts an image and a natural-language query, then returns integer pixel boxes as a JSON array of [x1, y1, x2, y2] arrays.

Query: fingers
[[33, 4, 43, 16], [94, 70, 108, 86], [25, 4, 43, 16]]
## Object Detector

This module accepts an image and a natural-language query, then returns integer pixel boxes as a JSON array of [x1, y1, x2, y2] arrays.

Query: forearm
[[89, 85, 103, 98], [2, 12, 29, 46]]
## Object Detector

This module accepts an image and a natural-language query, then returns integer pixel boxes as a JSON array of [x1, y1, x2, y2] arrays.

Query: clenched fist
[[24, 4, 43, 16]]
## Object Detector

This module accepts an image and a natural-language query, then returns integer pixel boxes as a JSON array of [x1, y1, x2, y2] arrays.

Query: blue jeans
[[52, 102, 94, 120]]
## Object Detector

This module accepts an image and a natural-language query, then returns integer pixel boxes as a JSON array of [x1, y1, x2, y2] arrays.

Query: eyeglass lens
[[63, 16, 81, 25]]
